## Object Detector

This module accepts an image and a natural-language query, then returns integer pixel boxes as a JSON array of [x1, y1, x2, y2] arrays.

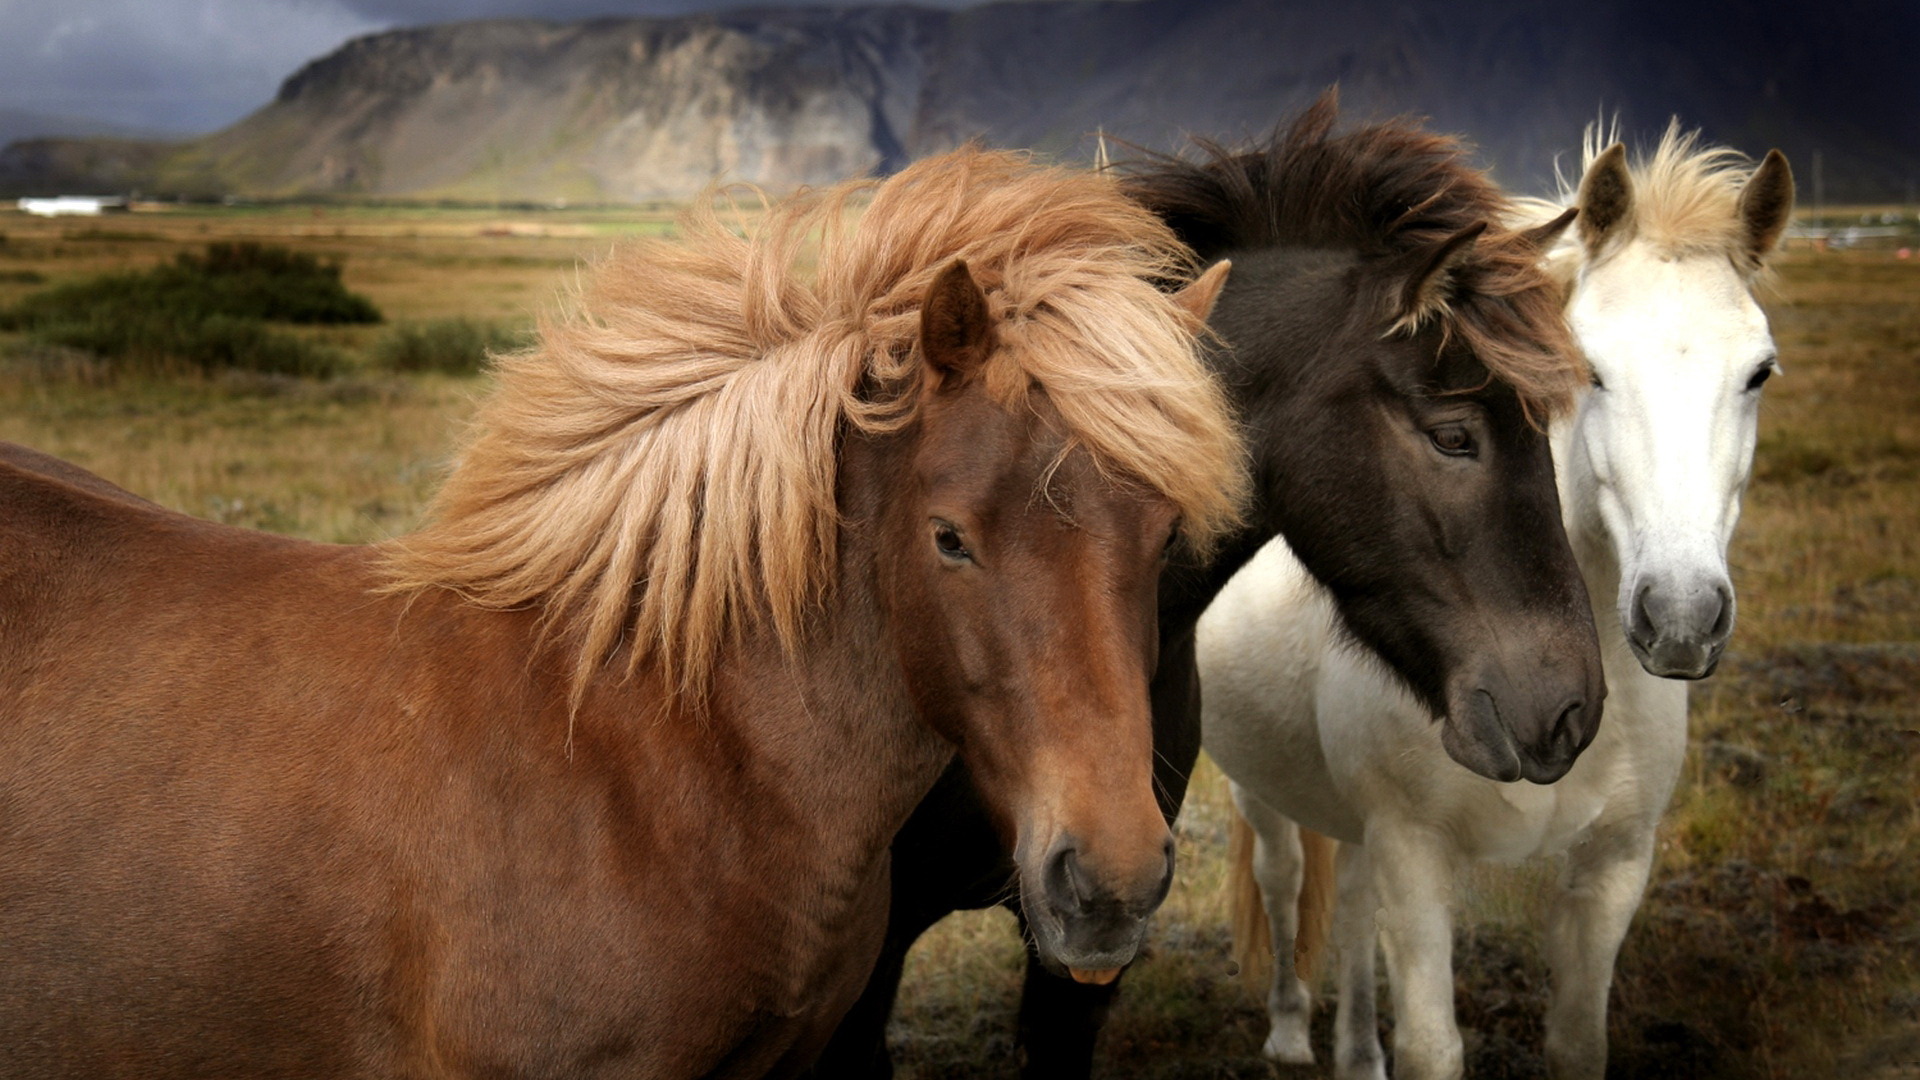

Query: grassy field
[[0, 205, 1913, 1078]]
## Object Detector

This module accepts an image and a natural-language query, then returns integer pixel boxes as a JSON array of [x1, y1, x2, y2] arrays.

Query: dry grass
[[0, 202, 679, 542], [0, 206, 1912, 1078]]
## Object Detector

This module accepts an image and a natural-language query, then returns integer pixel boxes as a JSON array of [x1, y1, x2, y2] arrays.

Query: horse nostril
[[1151, 836, 1177, 906], [1554, 697, 1590, 755], [1629, 583, 1657, 647], [1044, 845, 1088, 916], [1708, 584, 1734, 640]]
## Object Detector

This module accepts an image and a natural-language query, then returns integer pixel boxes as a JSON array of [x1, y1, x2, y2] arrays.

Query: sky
[[0, 0, 983, 136]]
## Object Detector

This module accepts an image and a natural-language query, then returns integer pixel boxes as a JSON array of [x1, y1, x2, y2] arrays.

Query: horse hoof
[[1261, 1025, 1315, 1065]]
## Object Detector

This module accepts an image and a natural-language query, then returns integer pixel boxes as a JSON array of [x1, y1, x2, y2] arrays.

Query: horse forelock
[[380, 147, 1245, 704], [1125, 93, 1584, 421], [1572, 120, 1772, 274]]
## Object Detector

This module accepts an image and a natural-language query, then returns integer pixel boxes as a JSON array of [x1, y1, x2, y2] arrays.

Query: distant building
[[16, 196, 128, 217]]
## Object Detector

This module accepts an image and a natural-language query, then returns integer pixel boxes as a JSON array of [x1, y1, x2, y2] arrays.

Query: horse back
[[0, 441, 162, 508], [0, 449, 438, 1074], [0, 442, 341, 693], [0, 448, 858, 1078], [0, 450, 655, 1076]]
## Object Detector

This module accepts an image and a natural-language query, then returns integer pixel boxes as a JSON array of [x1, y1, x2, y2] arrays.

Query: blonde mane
[[1526, 120, 1774, 286], [383, 148, 1245, 700]]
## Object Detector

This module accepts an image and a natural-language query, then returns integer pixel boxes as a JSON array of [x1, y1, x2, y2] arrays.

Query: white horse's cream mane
[[1518, 120, 1777, 288]]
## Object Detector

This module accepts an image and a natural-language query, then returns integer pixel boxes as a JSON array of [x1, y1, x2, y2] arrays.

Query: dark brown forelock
[[1124, 92, 1583, 420]]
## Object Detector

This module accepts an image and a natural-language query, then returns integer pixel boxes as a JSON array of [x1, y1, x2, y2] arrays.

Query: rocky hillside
[[5, 0, 1914, 201]]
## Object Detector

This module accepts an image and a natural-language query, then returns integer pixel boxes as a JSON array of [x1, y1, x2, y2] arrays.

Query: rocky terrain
[[3, 0, 1915, 201]]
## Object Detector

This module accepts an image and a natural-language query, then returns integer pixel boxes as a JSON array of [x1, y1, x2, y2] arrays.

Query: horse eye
[[1163, 526, 1183, 559], [1429, 425, 1476, 457], [932, 522, 972, 562], [1745, 364, 1774, 392], [1589, 372, 1606, 391]]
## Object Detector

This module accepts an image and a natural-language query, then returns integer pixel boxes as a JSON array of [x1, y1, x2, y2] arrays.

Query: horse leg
[[1330, 841, 1387, 1080], [1542, 825, 1657, 1080], [1233, 788, 1315, 1064], [1013, 925, 1120, 1080], [1370, 821, 1463, 1080]]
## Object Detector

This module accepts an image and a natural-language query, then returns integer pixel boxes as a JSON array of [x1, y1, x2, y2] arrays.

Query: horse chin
[[1017, 889, 1150, 981], [1627, 634, 1725, 680]]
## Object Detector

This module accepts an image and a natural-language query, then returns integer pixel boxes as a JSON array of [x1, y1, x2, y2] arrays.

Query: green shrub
[[0, 242, 377, 376], [375, 318, 530, 375], [29, 309, 344, 377]]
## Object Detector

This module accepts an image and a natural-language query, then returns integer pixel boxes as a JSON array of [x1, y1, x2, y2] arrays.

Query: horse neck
[[1159, 519, 1285, 644], [1159, 247, 1342, 640], [706, 432, 952, 869], [567, 434, 950, 963]]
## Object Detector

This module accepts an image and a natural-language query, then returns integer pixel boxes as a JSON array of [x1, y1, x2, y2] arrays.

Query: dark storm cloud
[[332, 0, 775, 20], [0, 0, 982, 138], [330, 0, 979, 20], [0, 1, 385, 133]]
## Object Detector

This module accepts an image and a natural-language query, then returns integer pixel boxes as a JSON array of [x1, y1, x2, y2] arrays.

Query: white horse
[[1197, 126, 1795, 1080]]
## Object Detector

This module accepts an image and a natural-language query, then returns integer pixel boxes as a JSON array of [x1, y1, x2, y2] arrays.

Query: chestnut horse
[[0, 149, 1246, 1079], [812, 96, 1605, 1078]]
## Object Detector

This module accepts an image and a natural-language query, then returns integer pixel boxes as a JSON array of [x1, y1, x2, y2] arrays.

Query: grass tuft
[[375, 317, 530, 375], [0, 241, 380, 377]]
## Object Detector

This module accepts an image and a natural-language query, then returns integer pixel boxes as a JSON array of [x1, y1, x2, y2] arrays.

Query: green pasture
[[0, 203, 1913, 1078]]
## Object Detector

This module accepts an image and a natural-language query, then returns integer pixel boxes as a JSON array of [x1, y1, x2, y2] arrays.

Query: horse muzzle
[[1440, 667, 1602, 785], [1627, 573, 1734, 680], [1020, 831, 1174, 979]]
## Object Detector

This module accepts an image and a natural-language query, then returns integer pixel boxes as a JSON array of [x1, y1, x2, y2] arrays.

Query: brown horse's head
[[385, 150, 1245, 973], [868, 259, 1233, 980]]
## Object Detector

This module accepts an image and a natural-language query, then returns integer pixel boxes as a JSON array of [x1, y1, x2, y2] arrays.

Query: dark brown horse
[[812, 96, 1607, 1078], [0, 149, 1246, 1079]]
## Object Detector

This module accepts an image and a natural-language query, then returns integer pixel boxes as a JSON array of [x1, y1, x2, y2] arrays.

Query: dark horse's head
[[1129, 95, 1605, 783]]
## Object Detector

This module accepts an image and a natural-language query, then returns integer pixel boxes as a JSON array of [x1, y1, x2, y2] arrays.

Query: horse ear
[[921, 259, 995, 382], [1738, 149, 1795, 266], [1391, 221, 1486, 329], [1518, 207, 1578, 253], [1577, 143, 1633, 253], [1172, 259, 1232, 323]]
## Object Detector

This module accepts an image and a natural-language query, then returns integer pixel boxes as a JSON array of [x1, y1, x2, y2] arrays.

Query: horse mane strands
[[1585, 119, 1771, 271], [1519, 119, 1781, 298], [382, 148, 1246, 706], [1125, 91, 1585, 419]]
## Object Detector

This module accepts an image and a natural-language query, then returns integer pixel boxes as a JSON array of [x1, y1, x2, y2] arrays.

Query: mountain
[[3, 0, 1914, 201]]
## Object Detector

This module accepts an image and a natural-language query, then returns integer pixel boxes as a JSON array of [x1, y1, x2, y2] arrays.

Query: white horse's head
[[1549, 126, 1794, 679]]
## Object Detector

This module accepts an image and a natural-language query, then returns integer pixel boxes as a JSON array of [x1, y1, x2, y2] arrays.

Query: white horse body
[[1202, 539, 1686, 861], [1199, 127, 1794, 1080]]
